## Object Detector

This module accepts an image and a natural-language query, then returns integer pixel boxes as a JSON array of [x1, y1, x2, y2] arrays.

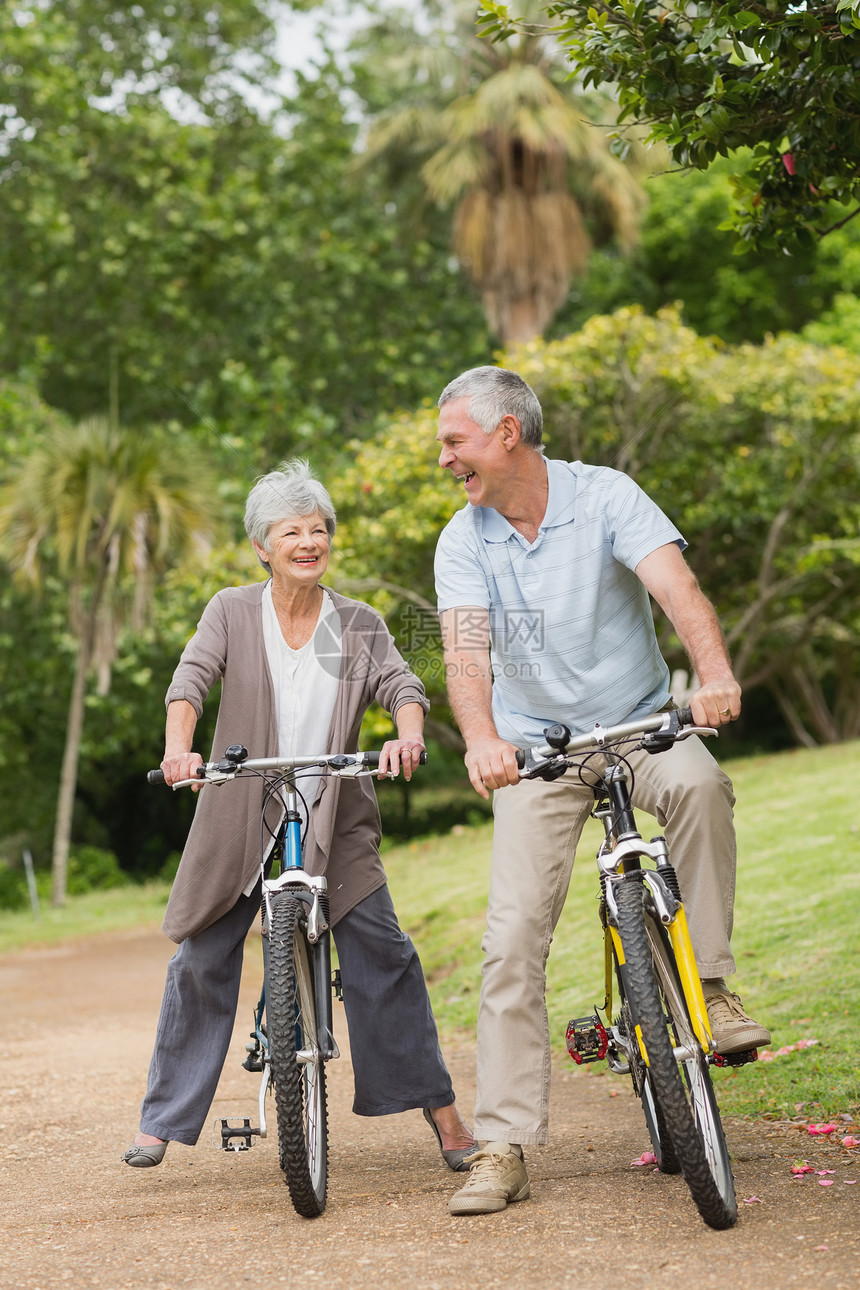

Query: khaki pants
[[474, 734, 737, 1145]]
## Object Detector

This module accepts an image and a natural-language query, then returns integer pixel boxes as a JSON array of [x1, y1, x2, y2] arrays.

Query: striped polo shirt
[[434, 458, 686, 745]]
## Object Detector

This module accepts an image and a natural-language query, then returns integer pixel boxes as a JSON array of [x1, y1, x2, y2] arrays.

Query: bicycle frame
[[517, 709, 718, 1066], [225, 770, 340, 1151]]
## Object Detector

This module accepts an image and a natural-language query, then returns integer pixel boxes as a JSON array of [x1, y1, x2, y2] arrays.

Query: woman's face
[[255, 511, 331, 589]]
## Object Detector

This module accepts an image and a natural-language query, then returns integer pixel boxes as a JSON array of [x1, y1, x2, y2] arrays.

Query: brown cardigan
[[160, 583, 429, 943]]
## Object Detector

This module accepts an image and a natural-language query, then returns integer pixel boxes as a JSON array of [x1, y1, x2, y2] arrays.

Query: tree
[[550, 163, 860, 346], [357, 0, 645, 344], [0, 5, 490, 450], [489, 0, 860, 251], [0, 417, 217, 904]]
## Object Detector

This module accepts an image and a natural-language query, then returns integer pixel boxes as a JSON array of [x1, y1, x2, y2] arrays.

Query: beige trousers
[[474, 734, 737, 1145]]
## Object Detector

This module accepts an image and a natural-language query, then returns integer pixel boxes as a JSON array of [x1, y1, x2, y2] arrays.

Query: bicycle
[[517, 706, 758, 1231], [148, 742, 418, 1219]]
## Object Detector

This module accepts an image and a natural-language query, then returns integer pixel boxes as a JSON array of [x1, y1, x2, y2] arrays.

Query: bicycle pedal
[[214, 1116, 260, 1151], [566, 1014, 609, 1065], [712, 1047, 759, 1068]]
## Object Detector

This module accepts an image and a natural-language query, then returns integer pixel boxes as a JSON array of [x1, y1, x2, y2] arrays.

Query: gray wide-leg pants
[[138, 883, 454, 1145]]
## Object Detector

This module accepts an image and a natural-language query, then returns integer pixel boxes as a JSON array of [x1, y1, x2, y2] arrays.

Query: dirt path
[[1, 925, 858, 1290]]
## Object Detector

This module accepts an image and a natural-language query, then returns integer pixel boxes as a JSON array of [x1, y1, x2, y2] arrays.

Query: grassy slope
[[2, 741, 858, 1120], [384, 740, 860, 1121]]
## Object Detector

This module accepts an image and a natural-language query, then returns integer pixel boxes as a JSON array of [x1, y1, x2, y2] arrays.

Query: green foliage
[[503, 0, 860, 250], [554, 164, 860, 346], [0, 864, 27, 912], [66, 845, 127, 896], [0, 4, 490, 451], [332, 405, 462, 708]]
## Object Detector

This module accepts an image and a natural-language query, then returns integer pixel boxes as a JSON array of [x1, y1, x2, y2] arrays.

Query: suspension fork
[[596, 762, 712, 1052]]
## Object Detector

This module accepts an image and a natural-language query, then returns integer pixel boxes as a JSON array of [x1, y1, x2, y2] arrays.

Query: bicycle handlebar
[[515, 706, 703, 773], [146, 749, 427, 786]]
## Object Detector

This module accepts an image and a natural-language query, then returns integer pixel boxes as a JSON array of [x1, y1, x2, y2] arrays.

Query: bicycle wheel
[[615, 878, 737, 1230], [266, 893, 328, 1218]]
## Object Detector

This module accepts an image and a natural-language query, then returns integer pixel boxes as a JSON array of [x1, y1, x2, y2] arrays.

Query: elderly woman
[[123, 460, 475, 1171]]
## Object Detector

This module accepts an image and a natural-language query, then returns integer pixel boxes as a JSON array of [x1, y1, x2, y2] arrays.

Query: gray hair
[[438, 366, 543, 447], [244, 459, 336, 571]]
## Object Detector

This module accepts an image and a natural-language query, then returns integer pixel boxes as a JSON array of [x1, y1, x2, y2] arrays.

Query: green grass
[[384, 740, 860, 1122], [0, 880, 170, 953], [2, 741, 859, 1121]]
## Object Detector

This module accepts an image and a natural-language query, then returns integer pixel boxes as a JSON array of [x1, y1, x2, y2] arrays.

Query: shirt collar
[[478, 458, 576, 543]]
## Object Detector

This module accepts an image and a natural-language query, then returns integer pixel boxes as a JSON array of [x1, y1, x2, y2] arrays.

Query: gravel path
[[1, 925, 858, 1289]]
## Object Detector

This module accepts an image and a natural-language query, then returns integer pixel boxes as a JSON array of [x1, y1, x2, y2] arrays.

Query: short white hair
[[438, 366, 543, 447], [243, 459, 336, 571]]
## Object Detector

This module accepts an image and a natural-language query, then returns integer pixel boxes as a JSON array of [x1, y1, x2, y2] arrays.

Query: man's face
[[436, 397, 509, 510]]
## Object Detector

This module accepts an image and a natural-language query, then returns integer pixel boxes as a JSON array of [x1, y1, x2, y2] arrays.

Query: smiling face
[[253, 511, 331, 589], [436, 396, 516, 511]]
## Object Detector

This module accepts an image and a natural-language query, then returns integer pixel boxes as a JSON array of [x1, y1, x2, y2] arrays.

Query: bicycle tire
[[266, 893, 328, 1218], [615, 878, 737, 1230]]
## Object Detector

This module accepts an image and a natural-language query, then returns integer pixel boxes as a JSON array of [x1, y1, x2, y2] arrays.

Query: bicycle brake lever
[[171, 770, 234, 788]]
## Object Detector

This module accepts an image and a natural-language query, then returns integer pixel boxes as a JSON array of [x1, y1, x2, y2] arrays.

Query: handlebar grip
[[515, 750, 526, 769], [146, 768, 165, 785], [676, 705, 694, 727], [364, 750, 428, 768]]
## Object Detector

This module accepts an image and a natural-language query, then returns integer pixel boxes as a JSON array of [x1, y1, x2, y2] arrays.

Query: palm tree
[[0, 416, 215, 906], [356, 0, 645, 345]]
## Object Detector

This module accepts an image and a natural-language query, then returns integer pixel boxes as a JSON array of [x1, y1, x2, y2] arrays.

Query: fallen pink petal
[[794, 1038, 819, 1049], [808, 1124, 838, 1135], [845, 1180, 857, 1185], [841, 1136, 859, 1148], [818, 1179, 834, 1187], [742, 1196, 762, 1204], [630, 1151, 657, 1167], [813, 1245, 829, 1252], [791, 1162, 815, 1175], [815, 1169, 836, 1176]]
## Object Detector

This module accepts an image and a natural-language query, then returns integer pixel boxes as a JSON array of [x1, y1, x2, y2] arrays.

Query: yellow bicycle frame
[[602, 898, 713, 1063]]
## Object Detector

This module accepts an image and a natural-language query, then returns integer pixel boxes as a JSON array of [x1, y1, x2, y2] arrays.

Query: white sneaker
[[448, 1143, 530, 1215], [705, 991, 771, 1053]]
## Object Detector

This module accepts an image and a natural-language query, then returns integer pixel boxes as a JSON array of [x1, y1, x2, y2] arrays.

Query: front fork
[[261, 871, 339, 1061], [597, 836, 714, 1063]]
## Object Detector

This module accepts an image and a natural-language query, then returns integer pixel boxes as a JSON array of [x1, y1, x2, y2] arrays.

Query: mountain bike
[[517, 707, 756, 1231], [148, 744, 416, 1219]]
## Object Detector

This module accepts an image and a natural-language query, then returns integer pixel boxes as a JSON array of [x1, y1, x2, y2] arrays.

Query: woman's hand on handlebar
[[161, 750, 204, 791], [377, 738, 426, 782]]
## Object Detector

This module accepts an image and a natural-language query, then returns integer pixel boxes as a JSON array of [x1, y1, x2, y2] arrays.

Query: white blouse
[[243, 584, 342, 892]]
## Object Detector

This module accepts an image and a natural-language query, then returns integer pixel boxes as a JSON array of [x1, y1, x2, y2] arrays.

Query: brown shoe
[[448, 1143, 530, 1215], [705, 991, 770, 1053]]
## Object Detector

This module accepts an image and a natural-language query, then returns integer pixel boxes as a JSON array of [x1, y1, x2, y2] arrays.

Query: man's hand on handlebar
[[464, 736, 521, 800], [688, 678, 742, 730], [161, 750, 204, 791]]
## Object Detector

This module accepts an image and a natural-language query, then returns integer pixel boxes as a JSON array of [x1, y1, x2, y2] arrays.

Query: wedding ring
[[719, 708, 731, 716]]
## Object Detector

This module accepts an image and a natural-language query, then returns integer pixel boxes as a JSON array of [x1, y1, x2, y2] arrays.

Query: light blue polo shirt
[[434, 458, 686, 745]]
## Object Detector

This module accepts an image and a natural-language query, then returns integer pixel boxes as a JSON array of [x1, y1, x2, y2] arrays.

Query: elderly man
[[433, 366, 769, 1216]]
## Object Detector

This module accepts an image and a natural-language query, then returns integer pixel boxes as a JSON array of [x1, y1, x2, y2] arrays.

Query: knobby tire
[[615, 878, 737, 1230], [266, 893, 328, 1218]]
